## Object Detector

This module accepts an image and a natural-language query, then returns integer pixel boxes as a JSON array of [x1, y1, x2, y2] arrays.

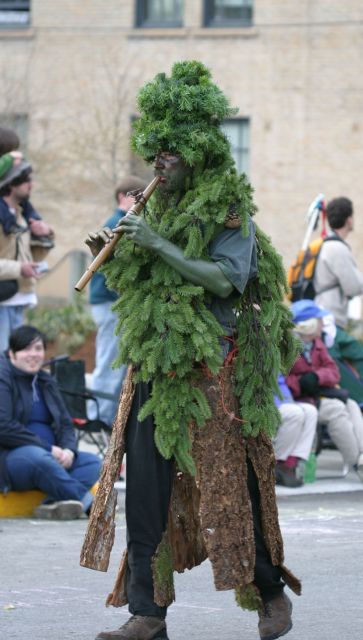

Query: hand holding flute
[[75, 175, 161, 291], [85, 227, 116, 258]]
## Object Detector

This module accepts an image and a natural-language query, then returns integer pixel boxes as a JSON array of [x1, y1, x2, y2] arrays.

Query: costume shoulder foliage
[[103, 61, 300, 474]]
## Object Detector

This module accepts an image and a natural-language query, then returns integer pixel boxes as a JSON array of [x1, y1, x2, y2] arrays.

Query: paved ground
[[1, 449, 363, 640]]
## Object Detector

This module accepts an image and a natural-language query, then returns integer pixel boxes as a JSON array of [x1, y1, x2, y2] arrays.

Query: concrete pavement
[[1, 448, 363, 640]]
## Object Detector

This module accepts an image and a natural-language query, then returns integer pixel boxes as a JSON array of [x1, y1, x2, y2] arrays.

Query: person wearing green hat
[[85, 61, 301, 640], [0, 127, 55, 350]]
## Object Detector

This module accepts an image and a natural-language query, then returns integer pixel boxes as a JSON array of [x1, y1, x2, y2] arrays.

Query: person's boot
[[258, 592, 293, 640], [95, 615, 168, 640], [275, 463, 303, 488]]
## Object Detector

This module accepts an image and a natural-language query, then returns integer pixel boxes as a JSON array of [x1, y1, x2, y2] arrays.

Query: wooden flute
[[74, 175, 161, 291]]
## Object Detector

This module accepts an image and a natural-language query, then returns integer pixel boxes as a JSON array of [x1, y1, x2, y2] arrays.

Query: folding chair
[[46, 355, 114, 457]]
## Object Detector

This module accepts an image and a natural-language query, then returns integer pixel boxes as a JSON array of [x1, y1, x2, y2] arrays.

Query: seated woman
[[0, 325, 102, 519], [274, 374, 318, 487], [287, 300, 363, 482]]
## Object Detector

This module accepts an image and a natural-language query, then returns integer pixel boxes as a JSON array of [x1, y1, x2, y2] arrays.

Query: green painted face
[[154, 152, 191, 194]]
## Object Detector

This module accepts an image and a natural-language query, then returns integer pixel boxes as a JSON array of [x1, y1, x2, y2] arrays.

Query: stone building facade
[[0, 0, 362, 300]]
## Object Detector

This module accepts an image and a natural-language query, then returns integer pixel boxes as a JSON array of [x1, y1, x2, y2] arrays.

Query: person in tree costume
[[84, 61, 301, 640]]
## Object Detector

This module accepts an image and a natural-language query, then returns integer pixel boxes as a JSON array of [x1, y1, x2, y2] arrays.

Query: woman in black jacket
[[0, 325, 101, 519]]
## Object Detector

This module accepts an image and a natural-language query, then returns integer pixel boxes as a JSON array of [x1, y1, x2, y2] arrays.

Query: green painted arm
[[153, 236, 233, 298], [114, 213, 234, 298]]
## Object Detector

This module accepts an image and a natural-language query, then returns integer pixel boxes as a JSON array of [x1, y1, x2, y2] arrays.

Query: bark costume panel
[[102, 365, 300, 609], [80, 367, 134, 572]]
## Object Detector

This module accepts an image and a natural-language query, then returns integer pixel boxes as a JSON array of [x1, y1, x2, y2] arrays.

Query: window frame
[[0, 0, 30, 29], [221, 117, 250, 176], [0, 113, 28, 148], [135, 0, 183, 29], [203, 0, 253, 28]]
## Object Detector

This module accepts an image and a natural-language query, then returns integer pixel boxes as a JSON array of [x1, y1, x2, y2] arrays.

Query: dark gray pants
[[125, 382, 283, 618]]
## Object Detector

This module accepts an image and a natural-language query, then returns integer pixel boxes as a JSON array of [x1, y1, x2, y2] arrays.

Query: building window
[[204, 0, 253, 27], [0, 1, 30, 28], [136, 0, 183, 28], [221, 118, 250, 175]]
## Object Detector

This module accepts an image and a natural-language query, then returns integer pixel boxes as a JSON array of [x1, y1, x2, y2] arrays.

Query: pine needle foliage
[[132, 60, 237, 166], [103, 61, 300, 471], [152, 535, 174, 601], [235, 583, 263, 611]]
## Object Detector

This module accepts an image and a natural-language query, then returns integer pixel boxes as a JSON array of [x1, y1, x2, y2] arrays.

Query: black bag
[[319, 386, 349, 403], [0, 231, 20, 302], [0, 279, 18, 302]]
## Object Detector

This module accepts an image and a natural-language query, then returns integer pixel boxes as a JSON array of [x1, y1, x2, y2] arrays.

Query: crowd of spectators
[[1, 123, 363, 504], [274, 196, 363, 487]]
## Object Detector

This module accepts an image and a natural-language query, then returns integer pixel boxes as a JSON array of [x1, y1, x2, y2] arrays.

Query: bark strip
[[80, 366, 135, 571], [105, 550, 129, 607]]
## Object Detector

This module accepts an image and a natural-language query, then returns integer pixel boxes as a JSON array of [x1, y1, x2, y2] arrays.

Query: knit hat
[[290, 299, 330, 324], [0, 160, 32, 191], [131, 60, 237, 166]]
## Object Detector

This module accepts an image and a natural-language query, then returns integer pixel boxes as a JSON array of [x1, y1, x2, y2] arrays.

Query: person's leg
[[274, 403, 312, 487], [319, 398, 359, 466], [291, 402, 318, 461], [274, 404, 304, 461], [68, 451, 101, 489], [96, 383, 172, 640], [90, 302, 127, 425], [247, 458, 284, 601], [6, 445, 95, 504], [68, 451, 102, 512], [0, 305, 24, 351], [0, 306, 11, 351], [9, 305, 25, 331], [248, 459, 293, 640], [125, 382, 173, 619], [345, 399, 363, 454], [346, 399, 363, 480]]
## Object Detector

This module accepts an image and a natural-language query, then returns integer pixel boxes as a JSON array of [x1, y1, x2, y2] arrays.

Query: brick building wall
[[0, 0, 362, 300]]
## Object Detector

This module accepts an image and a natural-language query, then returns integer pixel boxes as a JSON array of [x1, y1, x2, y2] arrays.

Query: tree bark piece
[[80, 366, 135, 571], [105, 550, 129, 607]]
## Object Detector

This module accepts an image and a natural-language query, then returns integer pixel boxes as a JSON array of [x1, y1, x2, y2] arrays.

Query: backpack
[[287, 236, 343, 302]]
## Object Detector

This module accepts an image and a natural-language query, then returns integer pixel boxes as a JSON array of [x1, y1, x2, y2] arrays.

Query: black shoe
[[275, 463, 303, 488], [258, 592, 293, 640]]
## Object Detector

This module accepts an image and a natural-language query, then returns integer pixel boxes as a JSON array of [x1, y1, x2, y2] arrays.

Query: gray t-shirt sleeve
[[208, 217, 257, 294]]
